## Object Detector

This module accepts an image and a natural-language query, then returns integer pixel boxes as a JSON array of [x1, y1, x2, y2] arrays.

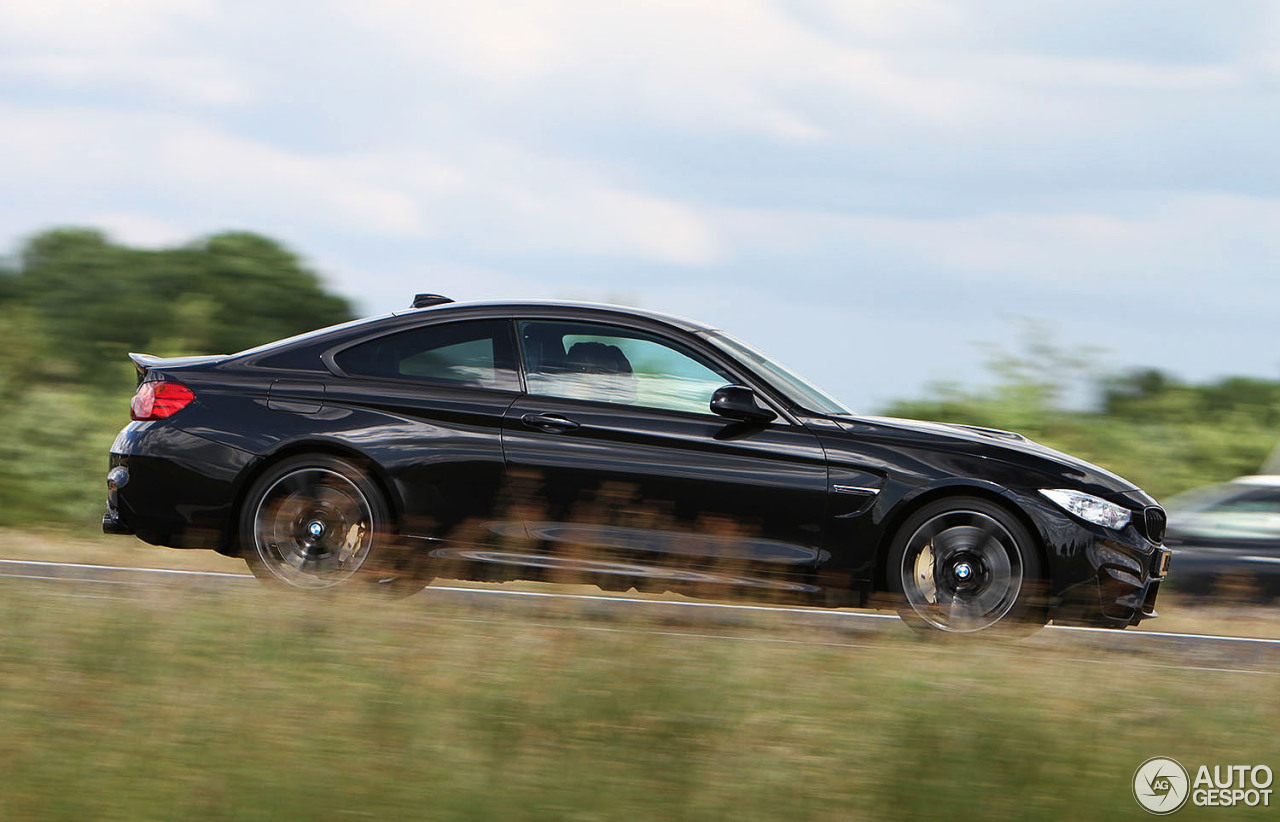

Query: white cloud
[[0, 106, 430, 237], [0, 0, 240, 105], [949, 52, 1242, 92], [0, 104, 719, 264], [0, 0, 213, 49], [0, 54, 250, 104], [714, 192, 1280, 296], [487, 181, 719, 265], [796, 0, 966, 43], [154, 126, 433, 237], [340, 0, 567, 87], [334, 0, 1263, 152], [337, 0, 992, 138], [319, 256, 557, 316], [91, 212, 189, 248]]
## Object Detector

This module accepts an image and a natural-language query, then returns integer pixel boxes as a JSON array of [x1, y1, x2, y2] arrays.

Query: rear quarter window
[[334, 320, 519, 391]]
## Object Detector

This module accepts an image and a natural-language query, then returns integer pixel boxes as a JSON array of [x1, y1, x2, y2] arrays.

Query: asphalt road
[[4, 557, 1279, 675]]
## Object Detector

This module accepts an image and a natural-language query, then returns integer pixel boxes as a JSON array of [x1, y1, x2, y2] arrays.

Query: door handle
[[521, 412, 581, 433]]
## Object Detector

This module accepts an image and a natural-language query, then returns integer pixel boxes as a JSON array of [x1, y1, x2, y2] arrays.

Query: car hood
[[830, 414, 1142, 498]]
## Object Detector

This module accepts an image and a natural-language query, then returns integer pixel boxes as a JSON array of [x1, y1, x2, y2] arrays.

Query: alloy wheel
[[899, 509, 1025, 632]]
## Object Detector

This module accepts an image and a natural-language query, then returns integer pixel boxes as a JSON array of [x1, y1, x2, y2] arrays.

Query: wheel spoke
[[275, 471, 315, 498], [947, 592, 975, 632], [900, 509, 1025, 632], [252, 467, 376, 589], [312, 482, 354, 511]]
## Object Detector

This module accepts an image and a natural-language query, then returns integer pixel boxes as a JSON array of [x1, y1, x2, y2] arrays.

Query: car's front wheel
[[888, 497, 1047, 634], [239, 454, 427, 596]]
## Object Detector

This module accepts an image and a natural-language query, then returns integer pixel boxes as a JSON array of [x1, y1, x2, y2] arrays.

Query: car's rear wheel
[[889, 497, 1047, 634], [240, 454, 427, 596]]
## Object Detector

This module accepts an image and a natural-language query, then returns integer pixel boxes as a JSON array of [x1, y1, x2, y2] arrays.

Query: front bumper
[[1020, 492, 1170, 628], [1052, 540, 1170, 628]]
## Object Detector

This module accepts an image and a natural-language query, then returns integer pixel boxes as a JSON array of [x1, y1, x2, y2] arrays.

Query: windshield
[[700, 331, 853, 416]]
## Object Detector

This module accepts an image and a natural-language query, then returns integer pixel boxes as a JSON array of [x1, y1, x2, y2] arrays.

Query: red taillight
[[131, 380, 195, 421]]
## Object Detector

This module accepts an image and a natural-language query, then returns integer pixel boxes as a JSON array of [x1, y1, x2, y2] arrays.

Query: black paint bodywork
[[105, 301, 1168, 627]]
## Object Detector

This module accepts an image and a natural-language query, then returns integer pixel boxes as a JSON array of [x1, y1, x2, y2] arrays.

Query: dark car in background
[[1164, 475, 1280, 600], [104, 296, 1170, 633]]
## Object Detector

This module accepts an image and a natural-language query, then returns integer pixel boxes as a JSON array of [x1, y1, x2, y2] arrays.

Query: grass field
[[2, 572, 1277, 821]]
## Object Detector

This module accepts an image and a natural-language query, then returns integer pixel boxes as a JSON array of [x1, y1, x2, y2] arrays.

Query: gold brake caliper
[[914, 542, 937, 605], [339, 522, 366, 564]]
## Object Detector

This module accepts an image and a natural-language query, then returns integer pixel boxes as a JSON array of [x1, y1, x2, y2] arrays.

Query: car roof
[[1232, 475, 1280, 487], [392, 299, 717, 333], [232, 299, 720, 363]]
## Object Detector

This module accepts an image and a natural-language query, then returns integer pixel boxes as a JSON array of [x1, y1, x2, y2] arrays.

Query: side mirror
[[710, 385, 777, 423]]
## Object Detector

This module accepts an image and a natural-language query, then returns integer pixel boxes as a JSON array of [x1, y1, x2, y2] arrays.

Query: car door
[[500, 318, 829, 590], [321, 318, 523, 544]]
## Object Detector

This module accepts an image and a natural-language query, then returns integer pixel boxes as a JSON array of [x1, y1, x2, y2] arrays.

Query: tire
[[239, 454, 428, 597], [887, 496, 1047, 634]]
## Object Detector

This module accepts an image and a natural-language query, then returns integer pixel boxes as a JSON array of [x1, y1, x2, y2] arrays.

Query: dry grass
[[1, 527, 246, 573], [1, 577, 1277, 821]]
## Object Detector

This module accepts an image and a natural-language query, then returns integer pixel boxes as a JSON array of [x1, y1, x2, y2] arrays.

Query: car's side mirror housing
[[710, 385, 777, 423]]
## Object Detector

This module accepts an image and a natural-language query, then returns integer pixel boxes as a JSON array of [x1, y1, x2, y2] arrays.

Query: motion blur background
[[2, 0, 1279, 527], [3, 4, 1280, 820]]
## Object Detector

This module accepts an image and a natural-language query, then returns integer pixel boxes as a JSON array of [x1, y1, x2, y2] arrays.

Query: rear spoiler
[[128, 352, 228, 383], [129, 353, 162, 378]]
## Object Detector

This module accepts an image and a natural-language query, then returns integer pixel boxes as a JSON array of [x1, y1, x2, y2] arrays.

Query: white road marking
[[0, 572, 150, 585], [0, 558, 252, 578], [429, 583, 904, 618], [1057, 624, 1280, 645], [3, 558, 1280, 648]]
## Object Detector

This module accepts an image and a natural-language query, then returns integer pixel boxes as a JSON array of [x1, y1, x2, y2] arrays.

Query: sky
[[1, 0, 1278, 411]]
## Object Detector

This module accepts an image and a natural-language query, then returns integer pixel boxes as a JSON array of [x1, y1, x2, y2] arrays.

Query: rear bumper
[[104, 422, 255, 550], [102, 511, 133, 535]]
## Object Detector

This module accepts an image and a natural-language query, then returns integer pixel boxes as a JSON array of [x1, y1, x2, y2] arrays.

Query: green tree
[[176, 232, 353, 354], [0, 226, 357, 528], [882, 328, 1280, 499], [4, 228, 355, 384]]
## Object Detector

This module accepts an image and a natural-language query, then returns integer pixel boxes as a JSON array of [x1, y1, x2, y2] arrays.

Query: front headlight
[[1039, 489, 1131, 530]]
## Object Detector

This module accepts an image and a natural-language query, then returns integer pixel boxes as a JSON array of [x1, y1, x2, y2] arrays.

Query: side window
[[518, 320, 733, 414], [1212, 489, 1280, 515], [334, 320, 519, 390], [1182, 487, 1280, 540]]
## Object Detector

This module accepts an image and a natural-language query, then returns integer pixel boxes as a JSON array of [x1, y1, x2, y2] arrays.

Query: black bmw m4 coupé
[[104, 295, 1170, 633]]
